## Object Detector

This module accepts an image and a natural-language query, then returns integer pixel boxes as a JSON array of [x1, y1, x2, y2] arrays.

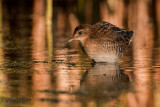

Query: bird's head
[[68, 24, 93, 43]]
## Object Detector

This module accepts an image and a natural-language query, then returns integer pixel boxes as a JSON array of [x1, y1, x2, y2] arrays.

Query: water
[[0, 0, 160, 107]]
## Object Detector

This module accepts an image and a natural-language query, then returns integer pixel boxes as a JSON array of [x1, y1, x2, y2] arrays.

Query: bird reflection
[[78, 63, 130, 102]]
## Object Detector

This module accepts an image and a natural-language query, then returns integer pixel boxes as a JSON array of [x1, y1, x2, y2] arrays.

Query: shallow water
[[0, 0, 160, 107], [0, 32, 160, 107]]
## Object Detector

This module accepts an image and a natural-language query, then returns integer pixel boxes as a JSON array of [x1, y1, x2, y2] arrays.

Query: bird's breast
[[82, 39, 120, 63]]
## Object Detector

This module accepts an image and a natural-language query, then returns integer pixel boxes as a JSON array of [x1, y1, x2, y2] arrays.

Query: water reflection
[[127, 1, 154, 106], [38, 63, 131, 107], [79, 63, 130, 102]]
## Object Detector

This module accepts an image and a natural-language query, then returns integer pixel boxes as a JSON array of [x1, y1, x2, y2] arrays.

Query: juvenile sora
[[69, 21, 134, 63]]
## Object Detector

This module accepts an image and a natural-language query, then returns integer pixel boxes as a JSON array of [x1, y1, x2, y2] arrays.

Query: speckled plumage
[[69, 21, 134, 63]]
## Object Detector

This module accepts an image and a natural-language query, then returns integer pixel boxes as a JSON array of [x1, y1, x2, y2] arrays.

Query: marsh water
[[0, 0, 160, 107]]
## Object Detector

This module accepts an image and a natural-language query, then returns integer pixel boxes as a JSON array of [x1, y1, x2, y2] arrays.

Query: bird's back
[[91, 21, 134, 44], [90, 21, 134, 54]]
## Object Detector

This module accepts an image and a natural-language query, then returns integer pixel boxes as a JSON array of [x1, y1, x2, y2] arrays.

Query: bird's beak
[[68, 35, 76, 42], [68, 38, 74, 42]]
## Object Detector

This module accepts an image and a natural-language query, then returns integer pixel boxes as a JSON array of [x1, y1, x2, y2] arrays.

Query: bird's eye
[[78, 31, 82, 35]]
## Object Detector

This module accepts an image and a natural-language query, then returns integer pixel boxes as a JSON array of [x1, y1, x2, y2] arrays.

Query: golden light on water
[[0, 0, 160, 107]]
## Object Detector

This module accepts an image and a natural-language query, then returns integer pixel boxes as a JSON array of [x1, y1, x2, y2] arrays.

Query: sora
[[69, 21, 134, 63]]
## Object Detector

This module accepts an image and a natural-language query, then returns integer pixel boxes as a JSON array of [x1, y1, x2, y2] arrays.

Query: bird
[[68, 21, 134, 63]]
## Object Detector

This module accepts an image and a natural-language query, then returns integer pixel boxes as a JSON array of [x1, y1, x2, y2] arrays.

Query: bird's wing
[[91, 21, 134, 44]]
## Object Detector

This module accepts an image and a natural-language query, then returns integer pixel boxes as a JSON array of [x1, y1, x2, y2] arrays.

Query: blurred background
[[0, 0, 160, 107]]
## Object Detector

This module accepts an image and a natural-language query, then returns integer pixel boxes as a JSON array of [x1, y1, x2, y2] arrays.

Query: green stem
[[46, 0, 53, 59]]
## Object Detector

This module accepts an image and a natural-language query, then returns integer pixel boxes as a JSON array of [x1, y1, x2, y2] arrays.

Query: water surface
[[0, 0, 160, 107]]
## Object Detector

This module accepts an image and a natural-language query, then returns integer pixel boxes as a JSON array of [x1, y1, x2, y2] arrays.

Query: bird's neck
[[79, 36, 89, 46]]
